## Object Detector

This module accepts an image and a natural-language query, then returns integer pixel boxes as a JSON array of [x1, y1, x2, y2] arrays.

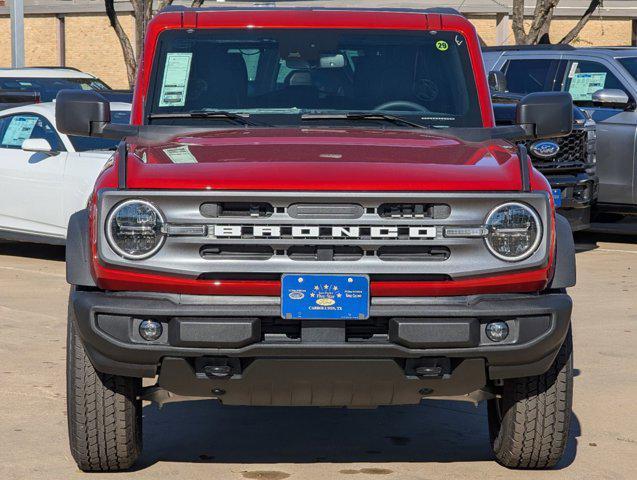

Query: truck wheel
[[488, 329, 573, 469], [66, 302, 142, 471]]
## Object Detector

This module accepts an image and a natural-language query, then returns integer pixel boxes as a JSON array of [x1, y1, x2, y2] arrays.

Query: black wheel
[[488, 329, 573, 469], [66, 298, 142, 471]]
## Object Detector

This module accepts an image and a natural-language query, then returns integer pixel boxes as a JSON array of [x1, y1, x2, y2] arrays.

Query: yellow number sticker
[[436, 40, 449, 52]]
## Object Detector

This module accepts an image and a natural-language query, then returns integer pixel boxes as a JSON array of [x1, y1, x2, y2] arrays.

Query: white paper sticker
[[158, 52, 193, 107], [163, 145, 198, 164], [2, 116, 38, 147], [568, 72, 607, 101], [568, 62, 578, 79]]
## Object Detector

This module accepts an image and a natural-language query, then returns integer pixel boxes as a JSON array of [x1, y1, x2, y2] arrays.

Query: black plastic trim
[[549, 213, 576, 289], [70, 290, 572, 381], [518, 144, 531, 192], [0, 228, 65, 245], [66, 209, 96, 287], [117, 141, 127, 189]]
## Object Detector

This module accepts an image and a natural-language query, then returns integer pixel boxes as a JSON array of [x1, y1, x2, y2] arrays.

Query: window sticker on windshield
[[163, 145, 197, 164], [2, 116, 38, 147], [435, 40, 449, 52], [158, 52, 193, 107], [568, 72, 607, 101]]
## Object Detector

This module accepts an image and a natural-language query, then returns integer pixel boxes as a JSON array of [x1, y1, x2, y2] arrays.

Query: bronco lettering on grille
[[211, 225, 438, 239]]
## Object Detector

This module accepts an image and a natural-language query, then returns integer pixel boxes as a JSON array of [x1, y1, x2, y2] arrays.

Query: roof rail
[[482, 44, 575, 52]]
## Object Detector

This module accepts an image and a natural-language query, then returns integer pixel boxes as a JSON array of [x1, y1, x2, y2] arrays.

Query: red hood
[[127, 128, 522, 191]]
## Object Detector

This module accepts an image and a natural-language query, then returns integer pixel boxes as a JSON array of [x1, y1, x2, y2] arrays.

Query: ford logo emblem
[[530, 141, 560, 159]]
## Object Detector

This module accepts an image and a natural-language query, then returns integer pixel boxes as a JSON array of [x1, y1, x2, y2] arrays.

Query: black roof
[[482, 45, 576, 52], [159, 5, 463, 16]]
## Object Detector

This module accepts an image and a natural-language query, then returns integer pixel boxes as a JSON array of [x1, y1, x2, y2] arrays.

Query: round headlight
[[106, 200, 165, 259], [485, 202, 542, 261]]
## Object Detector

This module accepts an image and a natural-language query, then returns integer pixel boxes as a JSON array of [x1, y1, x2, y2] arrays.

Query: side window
[[503, 59, 558, 94], [0, 114, 63, 151], [563, 60, 630, 102]]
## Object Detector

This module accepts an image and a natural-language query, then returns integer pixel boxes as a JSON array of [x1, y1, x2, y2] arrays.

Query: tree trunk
[[511, 0, 527, 45], [511, 0, 602, 45], [130, 0, 153, 75], [105, 0, 137, 88]]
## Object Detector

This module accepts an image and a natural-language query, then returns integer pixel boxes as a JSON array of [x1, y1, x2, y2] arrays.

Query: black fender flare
[[66, 209, 96, 287], [549, 213, 576, 289]]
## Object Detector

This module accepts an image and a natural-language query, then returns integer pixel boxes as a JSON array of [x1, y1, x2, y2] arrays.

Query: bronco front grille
[[97, 191, 552, 280]]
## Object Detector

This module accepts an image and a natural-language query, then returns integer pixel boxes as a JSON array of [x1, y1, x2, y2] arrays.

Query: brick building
[[1, 0, 636, 89]]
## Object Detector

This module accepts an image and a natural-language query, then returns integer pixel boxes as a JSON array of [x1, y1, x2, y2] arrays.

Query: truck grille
[[523, 128, 593, 173], [97, 191, 551, 280]]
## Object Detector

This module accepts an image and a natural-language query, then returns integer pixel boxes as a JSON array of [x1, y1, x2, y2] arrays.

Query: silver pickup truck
[[484, 46, 637, 223]]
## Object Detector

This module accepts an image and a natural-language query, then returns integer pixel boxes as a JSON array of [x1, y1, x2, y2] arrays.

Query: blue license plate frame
[[552, 188, 563, 208], [281, 274, 370, 320]]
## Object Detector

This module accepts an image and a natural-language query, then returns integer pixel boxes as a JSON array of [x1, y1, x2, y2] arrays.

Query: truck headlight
[[106, 200, 166, 259], [485, 202, 542, 261]]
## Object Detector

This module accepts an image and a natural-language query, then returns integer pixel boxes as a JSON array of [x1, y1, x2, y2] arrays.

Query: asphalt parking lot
[[0, 233, 635, 480]]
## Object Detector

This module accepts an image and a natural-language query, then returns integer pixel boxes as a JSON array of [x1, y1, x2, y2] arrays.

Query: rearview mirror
[[592, 88, 630, 107], [488, 71, 507, 93], [516, 92, 573, 139], [22, 138, 53, 153], [55, 90, 111, 137]]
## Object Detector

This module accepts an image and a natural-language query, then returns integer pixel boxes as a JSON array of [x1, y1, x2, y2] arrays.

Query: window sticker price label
[[159, 52, 193, 107]]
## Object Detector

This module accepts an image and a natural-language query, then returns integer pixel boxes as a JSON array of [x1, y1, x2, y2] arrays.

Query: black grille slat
[[524, 130, 588, 172]]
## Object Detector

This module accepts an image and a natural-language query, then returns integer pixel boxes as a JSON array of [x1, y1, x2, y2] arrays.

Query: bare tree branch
[[157, 0, 174, 11], [191, 0, 205, 7], [105, 0, 136, 87], [559, 0, 602, 44], [511, 0, 602, 45]]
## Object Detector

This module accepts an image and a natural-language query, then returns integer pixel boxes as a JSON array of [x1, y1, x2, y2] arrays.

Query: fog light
[[139, 320, 162, 341], [486, 321, 509, 342]]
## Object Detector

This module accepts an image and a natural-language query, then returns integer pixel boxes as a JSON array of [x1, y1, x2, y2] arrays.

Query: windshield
[[618, 57, 637, 81], [68, 110, 131, 151], [0, 77, 110, 102], [147, 29, 483, 128]]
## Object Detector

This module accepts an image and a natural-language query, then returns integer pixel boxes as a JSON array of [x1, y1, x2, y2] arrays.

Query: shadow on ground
[[574, 231, 637, 253], [136, 399, 581, 470], [0, 241, 65, 261]]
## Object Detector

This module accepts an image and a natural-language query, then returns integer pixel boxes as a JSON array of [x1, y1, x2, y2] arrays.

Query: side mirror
[[516, 92, 573, 139], [592, 88, 630, 107], [22, 138, 53, 153], [488, 71, 507, 93], [55, 89, 111, 137]]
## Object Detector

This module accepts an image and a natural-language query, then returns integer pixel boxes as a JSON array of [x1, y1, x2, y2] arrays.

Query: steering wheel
[[374, 100, 428, 112]]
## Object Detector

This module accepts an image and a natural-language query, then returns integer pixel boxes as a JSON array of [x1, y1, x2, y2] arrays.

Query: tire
[[66, 300, 142, 471], [488, 329, 573, 469]]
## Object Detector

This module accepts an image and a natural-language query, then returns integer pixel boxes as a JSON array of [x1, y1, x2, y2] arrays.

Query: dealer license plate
[[281, 274, 370, 320]]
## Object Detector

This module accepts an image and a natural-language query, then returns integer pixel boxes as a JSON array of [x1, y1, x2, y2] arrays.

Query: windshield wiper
[[147, 110, 255, 126], [301, 112, 429, 129]]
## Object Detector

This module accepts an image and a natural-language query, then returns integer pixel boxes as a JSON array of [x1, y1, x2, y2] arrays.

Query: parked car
[[0, 67, 112, 105], [491, 92, 598, 230], [484, 45, 637, 220], [59, 6, 576, 471], [0, 101, 130, 244], [0, 89, 40, 110]]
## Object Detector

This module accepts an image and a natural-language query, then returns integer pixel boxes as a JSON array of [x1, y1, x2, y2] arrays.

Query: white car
[[0, 67, 113, 104], [0, 101, 131, 244]]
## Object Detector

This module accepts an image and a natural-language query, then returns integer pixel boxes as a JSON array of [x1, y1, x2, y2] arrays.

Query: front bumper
[[544, 172, 598, 231], [71, 289, 572, 405]]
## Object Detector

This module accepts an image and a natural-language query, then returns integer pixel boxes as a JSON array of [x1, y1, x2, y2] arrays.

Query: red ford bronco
[[57, 7, 576, 471]]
